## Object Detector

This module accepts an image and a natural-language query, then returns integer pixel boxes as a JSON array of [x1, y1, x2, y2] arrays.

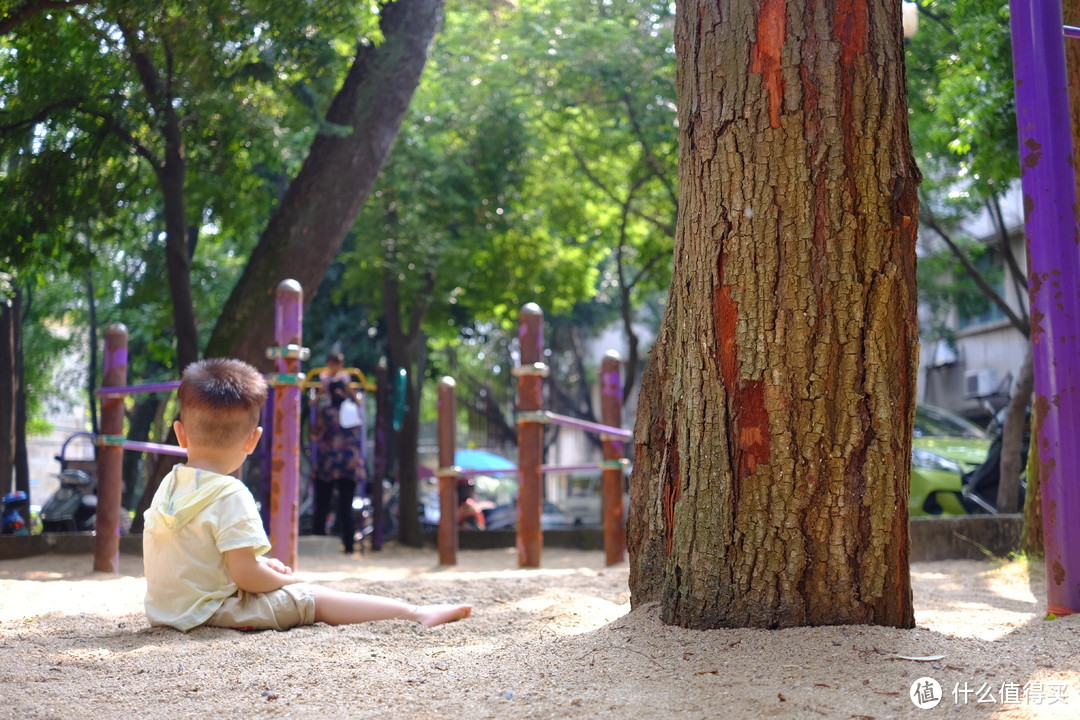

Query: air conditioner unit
[[964, 369, 999, 398]]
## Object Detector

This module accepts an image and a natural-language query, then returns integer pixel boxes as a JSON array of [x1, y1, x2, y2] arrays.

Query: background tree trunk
[[997, 345, 1032, 512], [628, 0, 918, 630], [205, 0, 444, 366], [0, 290, 16, 493]]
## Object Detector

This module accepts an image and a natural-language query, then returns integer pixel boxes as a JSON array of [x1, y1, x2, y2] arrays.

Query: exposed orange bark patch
[[834, 0, 869, 65], [750, 0, 786, 128], [737, 381, 770, 476], [714, 285, 739, 388], [714, 285, 771, 484]]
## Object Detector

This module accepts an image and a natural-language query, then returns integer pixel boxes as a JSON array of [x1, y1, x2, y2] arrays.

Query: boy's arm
[[225, 547, 302, 593]]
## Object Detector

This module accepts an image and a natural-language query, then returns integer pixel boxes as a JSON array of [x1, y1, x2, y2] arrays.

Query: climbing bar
[[92, 434, 186, 457], [456, 466, 518, 478], [543, 411, 632, 439], [1065, 25, 1080, 39], [540, 459, 628, 474], [96, 381, 181, 397], [266, 344, 311, 361], [120, 439, 186, 457], [511, 362, 550, 378]]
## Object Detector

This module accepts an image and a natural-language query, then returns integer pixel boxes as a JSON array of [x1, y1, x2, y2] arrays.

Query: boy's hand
[[228, 548, 300, 592], [258, 556, 293, 575]]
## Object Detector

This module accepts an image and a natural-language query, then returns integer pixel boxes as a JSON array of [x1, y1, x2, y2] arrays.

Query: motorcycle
[[39, 469, 99, 532], [2, 490, 30, 535], [960, 422, 1029, 514]]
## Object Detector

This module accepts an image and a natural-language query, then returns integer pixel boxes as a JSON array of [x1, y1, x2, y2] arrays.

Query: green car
[[910, 404, 992, 516]]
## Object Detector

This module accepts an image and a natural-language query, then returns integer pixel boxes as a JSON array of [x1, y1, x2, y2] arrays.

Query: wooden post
[[269, 280, 303, 570], [600, 350, 626, 566], [372, 360, 389, 550], [515, 303, 546, 567], [94, 324, 127, 573], [436, 377, 458, 565]]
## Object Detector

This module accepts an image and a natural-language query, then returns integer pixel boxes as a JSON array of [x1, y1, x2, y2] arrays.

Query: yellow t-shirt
[[143, 465, 271, 631]]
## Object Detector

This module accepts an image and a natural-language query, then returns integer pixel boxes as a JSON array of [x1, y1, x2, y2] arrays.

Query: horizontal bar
[[544, 411, 632, 439], [446, 461, 629, 477], [456, 466, 518, 478], [541, 463, 605, 474], [96, 381, 181, 397], [121, 440, 187, 457], [1066, 24, 1080, 39]]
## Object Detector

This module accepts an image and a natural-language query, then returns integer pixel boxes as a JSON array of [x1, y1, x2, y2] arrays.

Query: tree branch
[[0, 0, 91, 35], [922, 208, 1030, 337], [570, 145, 675, 237], [987, 194, 1030, 325], [621, 91, 678, 210]]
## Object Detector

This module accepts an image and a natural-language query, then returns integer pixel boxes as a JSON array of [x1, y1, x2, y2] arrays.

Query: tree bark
[[382, 246, 433, 546], [120, 21, 200, 371], [628, 0, 918, 629], [205, 0, 444, 367], [997, 344, 1032, 513], [0, 288, 18, 493], [13, 289, 28, 500]]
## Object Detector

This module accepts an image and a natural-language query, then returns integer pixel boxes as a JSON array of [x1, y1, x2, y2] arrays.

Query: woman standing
[[312, 379, 366, 553]]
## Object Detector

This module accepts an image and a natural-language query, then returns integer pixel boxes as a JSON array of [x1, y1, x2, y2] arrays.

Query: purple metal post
[[516, 303, 545, 567], [269, 280, 303, 570], [600, 350, 626, 566], [1009, 0, 1080, 615], [436, 377, 458, 565], [95, 324, 127, 573]]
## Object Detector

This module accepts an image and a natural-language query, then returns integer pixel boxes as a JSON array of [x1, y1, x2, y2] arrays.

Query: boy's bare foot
[[413, 603, 473, 627]]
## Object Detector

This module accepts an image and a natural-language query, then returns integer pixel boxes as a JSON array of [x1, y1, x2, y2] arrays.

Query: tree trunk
[[205, 0, 444, 367], [628, 0, 919, 630], [13, 289, 28, 500], [1021, 401, 1044, 556], [121, 22, 200, 372], [997, 344, 1033, 513], [0, 288, 18, 493], [160, 154, 199, 371]]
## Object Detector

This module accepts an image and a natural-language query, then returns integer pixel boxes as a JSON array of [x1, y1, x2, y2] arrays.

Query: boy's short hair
[[178, 359, 268, 448], [327, 350, 344, 365]]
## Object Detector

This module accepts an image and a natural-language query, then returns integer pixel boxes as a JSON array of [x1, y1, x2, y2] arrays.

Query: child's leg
[[308, 585, 471, 627]]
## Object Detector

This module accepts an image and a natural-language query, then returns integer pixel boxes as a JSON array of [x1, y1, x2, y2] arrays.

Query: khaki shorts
[[206, 583, 317, 631]]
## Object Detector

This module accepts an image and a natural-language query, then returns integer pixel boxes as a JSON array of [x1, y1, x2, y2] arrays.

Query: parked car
[[910, 404, 992, 516]]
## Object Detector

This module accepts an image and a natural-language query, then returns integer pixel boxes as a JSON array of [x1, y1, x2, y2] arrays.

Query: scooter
[[39, 469, 98, 532], [2, 490, 30, 535], [961, 430, 1029, 514]]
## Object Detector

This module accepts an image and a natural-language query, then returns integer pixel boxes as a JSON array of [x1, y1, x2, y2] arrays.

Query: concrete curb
[[1, 515, 1026, 563]]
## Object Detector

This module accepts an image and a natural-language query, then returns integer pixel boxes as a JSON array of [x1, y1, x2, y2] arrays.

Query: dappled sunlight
[[913, 558, 1043, 641], [505, 589, 630, 637]]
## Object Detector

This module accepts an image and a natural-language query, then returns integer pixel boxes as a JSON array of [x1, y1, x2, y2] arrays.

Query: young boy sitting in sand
[[143, 358, 472, 632]]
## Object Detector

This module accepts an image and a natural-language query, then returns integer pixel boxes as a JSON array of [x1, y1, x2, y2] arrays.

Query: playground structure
[[1008, 0, 1080, 616], [77, 0, 1080, 611], [91, 280, 312, 572], [434, 303, 631, 568]]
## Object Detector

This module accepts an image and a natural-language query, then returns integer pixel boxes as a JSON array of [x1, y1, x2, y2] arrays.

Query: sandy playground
[[0, 544, 1078, 719]]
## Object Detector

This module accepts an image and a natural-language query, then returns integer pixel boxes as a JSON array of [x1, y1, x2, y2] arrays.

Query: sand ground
[[1, 545, 1078, 719]]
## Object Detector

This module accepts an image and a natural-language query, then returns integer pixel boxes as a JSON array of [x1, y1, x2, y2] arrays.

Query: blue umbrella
[[454, 449, 517, 475]]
